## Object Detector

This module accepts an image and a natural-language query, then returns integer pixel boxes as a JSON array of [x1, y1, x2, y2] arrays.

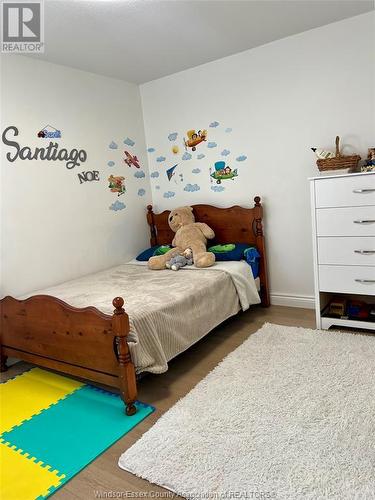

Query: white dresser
[[310, 172, 375, 331]]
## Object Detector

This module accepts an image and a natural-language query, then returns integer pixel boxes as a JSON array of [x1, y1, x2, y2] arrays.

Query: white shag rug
[[119, 323, 375, 499]]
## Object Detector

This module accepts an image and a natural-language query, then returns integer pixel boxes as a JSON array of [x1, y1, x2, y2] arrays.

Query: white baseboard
[[270, 293, 315, 309]]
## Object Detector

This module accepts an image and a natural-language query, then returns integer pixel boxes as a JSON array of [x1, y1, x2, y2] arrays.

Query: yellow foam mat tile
[[0, 368, 83, 433], [0, 442, 65, 500]]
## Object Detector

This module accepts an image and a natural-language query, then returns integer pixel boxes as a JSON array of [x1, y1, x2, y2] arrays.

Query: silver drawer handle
[[353, 189, 375, 193], [353, 220, 375, 224], [354, 250, 375, 254], [355, 279, 375, 283]]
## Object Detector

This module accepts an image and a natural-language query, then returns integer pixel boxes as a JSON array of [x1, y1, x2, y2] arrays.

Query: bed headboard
[[146, 196, 270, 306]]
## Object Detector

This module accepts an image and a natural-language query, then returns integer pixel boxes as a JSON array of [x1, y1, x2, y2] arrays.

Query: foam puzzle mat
[[0, 368, 154, 499]]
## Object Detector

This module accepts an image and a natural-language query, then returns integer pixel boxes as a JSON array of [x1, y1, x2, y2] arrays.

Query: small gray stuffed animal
[[166, 248, 193, 271]]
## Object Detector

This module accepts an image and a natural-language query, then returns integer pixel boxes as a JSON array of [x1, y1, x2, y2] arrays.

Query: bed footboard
[[0, 294, 137, 416]]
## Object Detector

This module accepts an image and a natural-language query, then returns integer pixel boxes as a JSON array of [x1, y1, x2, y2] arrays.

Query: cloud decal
[[221, 149, 230, 156], [147, 147, 155, 153], [109, 141, 118, 149], [211, 185, 225, 192], [236, 155, 247, 162], [207, 142, 217, 149], [209, 121, 219, 128], [168, 132, 178, 141], [192, 168, 201, 174], [163, 191, 175, 198], [124, 137, 135, 147], [110, 200, 126, 211], [134, 170, 145, 178], [156, 156, 166, 162], [182, 152, 192, 161], [150, 171, 159, 178], [225, 127, 232, 133], [197, 153, 205, 160], [184, 183, 200, 192], [138, 188, 146, 197], [107, 161, 115, 167]]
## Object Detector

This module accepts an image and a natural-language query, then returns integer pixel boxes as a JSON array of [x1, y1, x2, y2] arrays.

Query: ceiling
[[29, 0, 374, 84]]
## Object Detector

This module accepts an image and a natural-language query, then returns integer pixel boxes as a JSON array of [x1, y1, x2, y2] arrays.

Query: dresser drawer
[[318, 237, 375, 266], [319, 265, 375, 294], [316, 206, 375, 237], [315, 174, 375, 208]]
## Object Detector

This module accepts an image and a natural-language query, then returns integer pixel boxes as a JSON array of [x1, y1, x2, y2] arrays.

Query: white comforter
[[21, 261, 260, 374]]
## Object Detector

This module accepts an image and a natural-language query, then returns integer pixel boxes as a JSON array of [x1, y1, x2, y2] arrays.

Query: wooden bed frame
[[0, 197, 269, 415]]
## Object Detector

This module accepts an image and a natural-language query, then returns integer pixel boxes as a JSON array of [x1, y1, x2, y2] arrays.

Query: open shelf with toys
[[319, 292, 375, 331]]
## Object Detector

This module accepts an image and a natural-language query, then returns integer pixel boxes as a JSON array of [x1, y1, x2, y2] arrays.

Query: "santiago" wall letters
[[2, 126, 87, 169]]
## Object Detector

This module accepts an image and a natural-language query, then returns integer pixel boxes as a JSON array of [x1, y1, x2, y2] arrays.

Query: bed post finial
[[112, 296, 137, 416], [113, 296, 124, 312], [147, 205, 153, 213], [254, 196, 261, 207]]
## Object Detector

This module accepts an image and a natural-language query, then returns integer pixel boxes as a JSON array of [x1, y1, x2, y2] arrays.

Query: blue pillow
[[244, 247, 260, 278], [136, 245, 172, 261], [208, 243, 250, 262]]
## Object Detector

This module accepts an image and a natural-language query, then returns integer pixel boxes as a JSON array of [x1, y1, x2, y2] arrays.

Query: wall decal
[[182, 152, 192, 161], [192, 168, 201, 174], [108, 175, 126, 196], [124, 137, 135, 147], [147, 147, 155, 153], [211, 185, 225, 192], [166, 164, 178, 181], [2, 126, 87, 169], [207, 142, 217, 149], [78, 170, 100, 184], [172, 145, 179, 154], [37, 125, 61, 139], [225, 128, 232, 133], [163, 191, 176, 198], [107, 161, 115, 167], [184, 129, 207, 151], [168, 132, 178, 141], [124, 150, 141, 169], [156, 156, 166, 162], [155, 185, 160, 190], [221, 149, 230, 156], [109, 200, 126, 211], [134, 170, 146, 178], [210, 161, 238, 184], [236, 155, 247, 162], [197, 153, 205, 160], [184, 183, 200, 192], [209, 121, 219, 128], [109, 141, 118, 149], [138, 188, 146, 197], [150, 171, 159, 178]]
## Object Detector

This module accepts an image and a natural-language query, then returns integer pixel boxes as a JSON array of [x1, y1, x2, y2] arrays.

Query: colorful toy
[[361, 147, 375, 172], [347, 300, 370, 320], [148, 206, 215, 270], [328, 297, 347, 317], [210, 161, 238, 184], [184, 129, 207, 151], [166, 248, 193, 271]]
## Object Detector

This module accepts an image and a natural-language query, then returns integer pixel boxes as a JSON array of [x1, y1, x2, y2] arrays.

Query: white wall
[[1, 56, 151, 297], [140, 12, 375, 307]]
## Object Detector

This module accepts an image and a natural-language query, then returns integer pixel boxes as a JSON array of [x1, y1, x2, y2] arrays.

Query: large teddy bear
[[148, 206, 216, 270]]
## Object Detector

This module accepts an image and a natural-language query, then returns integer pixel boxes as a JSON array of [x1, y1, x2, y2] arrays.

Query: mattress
[[21, 261, 260, 374]]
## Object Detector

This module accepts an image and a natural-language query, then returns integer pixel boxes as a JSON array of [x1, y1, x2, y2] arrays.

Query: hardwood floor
[[1, 305, 315, 499]]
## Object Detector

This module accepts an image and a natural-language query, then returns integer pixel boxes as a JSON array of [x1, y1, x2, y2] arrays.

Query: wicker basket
[[316, 136, 361, 172]]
